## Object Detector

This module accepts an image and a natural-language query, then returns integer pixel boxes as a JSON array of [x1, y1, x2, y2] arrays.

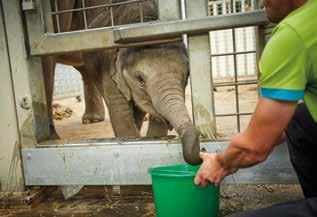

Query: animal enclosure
[[0, 0, 296, 193]]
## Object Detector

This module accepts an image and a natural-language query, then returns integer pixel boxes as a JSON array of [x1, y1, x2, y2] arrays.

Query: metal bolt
[[26, 153, 31, 160], [20, 96, 31, 110]]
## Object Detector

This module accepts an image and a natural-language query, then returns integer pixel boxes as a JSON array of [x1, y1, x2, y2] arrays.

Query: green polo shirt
[[259, 0, 317, 121]]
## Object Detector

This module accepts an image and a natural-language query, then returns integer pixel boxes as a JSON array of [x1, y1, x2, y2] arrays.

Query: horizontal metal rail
[[114, 10, 268, 43], [211, 50, 256, 57], [213, 80, 258, 87], [29, 27, 181, 56], [51, 0, 150, 15], [216, 112, 252, 117], [30, 10, 268, 56], [22, 140, 297, 185]]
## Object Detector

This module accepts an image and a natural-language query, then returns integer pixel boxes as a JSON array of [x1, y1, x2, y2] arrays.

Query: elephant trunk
[[150, 79, 202, 165]]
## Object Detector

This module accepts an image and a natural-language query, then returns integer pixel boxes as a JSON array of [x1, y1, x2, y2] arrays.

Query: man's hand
[[194, 152, 237, 187], [194, 98, 297, 188]]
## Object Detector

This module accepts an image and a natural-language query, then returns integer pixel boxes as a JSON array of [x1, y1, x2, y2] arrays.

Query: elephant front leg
[[146, 115, 168, 138], [76, 66, 105, 124], [99, 76, 141, 138]]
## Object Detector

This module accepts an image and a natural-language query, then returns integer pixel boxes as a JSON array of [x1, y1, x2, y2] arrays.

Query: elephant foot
[[49, 129, 61, 140], [82, 113, 105, 124]]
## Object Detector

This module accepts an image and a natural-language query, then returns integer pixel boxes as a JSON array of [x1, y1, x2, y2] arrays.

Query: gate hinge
[[22, 0, 36, 11]]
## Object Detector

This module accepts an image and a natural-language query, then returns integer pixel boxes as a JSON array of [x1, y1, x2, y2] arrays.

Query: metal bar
[[256, 27, 266, 83], [2, 0, 50, 149], [114, 10, 268, 43], [54, 0, 61, 33], [232, 28, 241, 132], [211, 50, 256, 57], [30, 27, 181, 56], [22, 141, 298, 185], [0, 1, 24, 192], [81, 0, 88, 29], [50, 0, 150, 15], [41, 0, 55, 33], [139, 1, 144, 23], [216, 112, 252, 117], [110, 0, 114, 26], [186, 0, 217, 140], [213, 80, 258, 87]]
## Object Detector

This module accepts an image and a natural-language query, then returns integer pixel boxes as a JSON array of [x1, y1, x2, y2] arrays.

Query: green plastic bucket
[[148, 164, 220, 217]]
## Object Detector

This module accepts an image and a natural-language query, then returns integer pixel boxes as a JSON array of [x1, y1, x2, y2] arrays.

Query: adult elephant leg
[[146, 115, 168, 138], [42, 56, 59, 139], [75, 66, 105, 124]]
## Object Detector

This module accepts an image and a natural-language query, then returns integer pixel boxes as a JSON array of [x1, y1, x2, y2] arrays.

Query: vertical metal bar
[[110, 0, 114, 26], [2, 0, 49, 149], [82, 0, 88, 29], [139, 1, 144, 23], [254, 0, 260, 9], [251, 0, 255, 9], [40, 0, 55, 33], [0, 1, 24, 192], [232, 29, 241, 132], [186, 0, 217, 140], [255, 26, 265, 86], [241, 0, 245, 12], [54, 0, 61, 32]]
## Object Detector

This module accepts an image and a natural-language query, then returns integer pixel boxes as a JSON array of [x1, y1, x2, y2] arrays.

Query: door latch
[[22, 0, 36, 11]]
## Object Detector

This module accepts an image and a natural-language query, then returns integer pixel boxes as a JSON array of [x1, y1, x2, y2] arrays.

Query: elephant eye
[[135, 73, 145, 87]]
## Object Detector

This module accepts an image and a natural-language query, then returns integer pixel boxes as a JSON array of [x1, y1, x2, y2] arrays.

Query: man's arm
[[195, 97, 297, 187]]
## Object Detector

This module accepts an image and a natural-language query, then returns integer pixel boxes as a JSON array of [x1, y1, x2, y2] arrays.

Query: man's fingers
[[200, 179, 209, 188], [194, 175, 202, 185], [199, 152, 209, 160]]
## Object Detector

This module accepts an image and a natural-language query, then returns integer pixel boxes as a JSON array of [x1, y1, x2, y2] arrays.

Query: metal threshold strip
[[22, 140, 297, 186]]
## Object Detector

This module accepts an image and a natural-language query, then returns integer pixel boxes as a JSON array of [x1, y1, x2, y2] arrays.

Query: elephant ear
[[111, 49, 132, 101]]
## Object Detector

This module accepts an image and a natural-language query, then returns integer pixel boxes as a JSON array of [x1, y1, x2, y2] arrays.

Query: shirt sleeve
[[259, 23, 308, 101]]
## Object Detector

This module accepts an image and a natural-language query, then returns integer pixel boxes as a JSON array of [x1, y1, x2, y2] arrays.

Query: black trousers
[[227, 103, 317, 217]]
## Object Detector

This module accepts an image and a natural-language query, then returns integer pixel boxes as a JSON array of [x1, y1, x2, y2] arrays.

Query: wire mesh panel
[[208, 0, 259, 139], [49, 0, 157, 33]]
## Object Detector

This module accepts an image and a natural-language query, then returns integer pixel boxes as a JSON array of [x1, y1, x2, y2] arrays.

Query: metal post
[[42, 0, 55, 33], [186, 0, 217, 140], [255, 26, 265, 79], [2, 0, 50, 149], [0, 1, 25, 192]]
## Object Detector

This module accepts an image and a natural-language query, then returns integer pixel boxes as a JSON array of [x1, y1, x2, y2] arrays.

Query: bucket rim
[[148, 164, 199, 178]]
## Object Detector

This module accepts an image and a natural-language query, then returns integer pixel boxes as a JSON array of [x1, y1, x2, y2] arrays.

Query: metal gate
[[0, 0, 297, 192]]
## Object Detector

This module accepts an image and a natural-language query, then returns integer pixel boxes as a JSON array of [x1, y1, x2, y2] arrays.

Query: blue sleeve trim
[[260, 88, 304, 101]]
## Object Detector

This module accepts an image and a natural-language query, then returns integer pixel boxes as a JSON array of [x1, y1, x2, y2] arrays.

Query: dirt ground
[[0, 185, 303, 217], [53, 84, 258, 140]]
